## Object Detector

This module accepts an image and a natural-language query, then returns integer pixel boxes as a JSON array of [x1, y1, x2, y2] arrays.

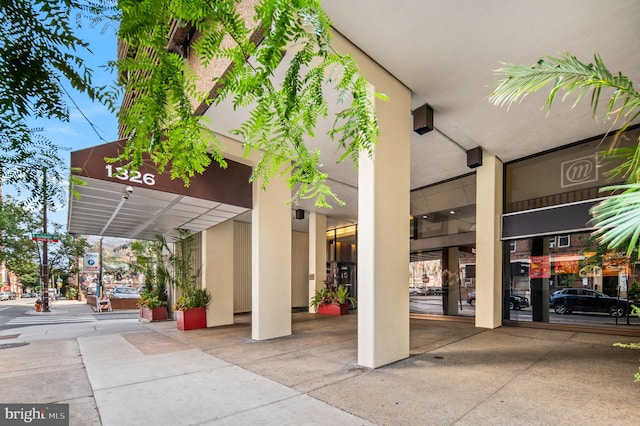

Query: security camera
[[122, 186, 133, 200]]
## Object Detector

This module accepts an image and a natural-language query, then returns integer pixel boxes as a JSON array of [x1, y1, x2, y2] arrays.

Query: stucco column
[[357, 91, 411, 368], [308, 212, 327, 313], [202, 221, 235, 327], [475, 154, 503, 329], [251, 173, 292, 340]]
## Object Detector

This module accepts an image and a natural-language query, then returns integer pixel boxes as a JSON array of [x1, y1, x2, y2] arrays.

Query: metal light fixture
[[412, 104, 434, 135], [295, 209, 305, 220]]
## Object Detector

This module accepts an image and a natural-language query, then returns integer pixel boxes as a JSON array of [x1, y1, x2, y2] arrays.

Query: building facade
[[68, 1, 640, 368]]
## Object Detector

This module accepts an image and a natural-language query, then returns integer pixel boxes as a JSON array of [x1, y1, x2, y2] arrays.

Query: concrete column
[[308, 212, 327, 313], [251, 173, 292, 340], [202, 221, 235, 327], [475, 154, 503, 329], [356, 89, 411, 368]]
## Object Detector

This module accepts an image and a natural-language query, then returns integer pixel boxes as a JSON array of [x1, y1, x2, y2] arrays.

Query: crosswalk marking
[[7, 316, 97, 325]]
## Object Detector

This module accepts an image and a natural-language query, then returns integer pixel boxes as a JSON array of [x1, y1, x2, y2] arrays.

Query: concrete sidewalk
[[1, 301, 639, 425]]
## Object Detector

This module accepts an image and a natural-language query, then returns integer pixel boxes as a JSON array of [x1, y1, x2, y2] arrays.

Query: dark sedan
[[466, 291, 529, 310], [549, 288, 627, 317]]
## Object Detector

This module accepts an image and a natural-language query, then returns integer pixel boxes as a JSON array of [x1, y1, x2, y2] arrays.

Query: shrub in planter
[[310, 284, 356, 315], [138, 282, 168, 321], [174, 288, 211, 330]]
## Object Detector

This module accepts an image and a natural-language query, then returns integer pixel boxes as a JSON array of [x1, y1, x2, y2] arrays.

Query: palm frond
[[491, 53, 640, 256], [591, 184, 640, 256]]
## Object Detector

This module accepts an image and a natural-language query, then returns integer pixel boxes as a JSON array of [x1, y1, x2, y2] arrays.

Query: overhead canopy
[[67, 140, 252, 241]]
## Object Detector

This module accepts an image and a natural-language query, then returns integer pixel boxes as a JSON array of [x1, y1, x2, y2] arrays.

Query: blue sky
[[10, 17, 121, 228]]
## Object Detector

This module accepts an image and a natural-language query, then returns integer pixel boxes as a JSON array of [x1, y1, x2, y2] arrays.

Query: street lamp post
[[42, 167, 50, 312]]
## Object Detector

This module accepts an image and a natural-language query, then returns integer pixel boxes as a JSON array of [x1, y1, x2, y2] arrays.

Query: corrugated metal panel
[[234, 221, 252, 312], [291, 231, 309, 308], [193, 232, 202, 287], [231, 223, 309, 312]]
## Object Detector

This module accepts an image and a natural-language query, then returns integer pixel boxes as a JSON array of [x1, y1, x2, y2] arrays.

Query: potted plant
[[310, 284, 356, 316], [174, 287, 211, 330], [168, 229, 211, 330], [138, 282, 168, 321], [130, 239, 169, 322]]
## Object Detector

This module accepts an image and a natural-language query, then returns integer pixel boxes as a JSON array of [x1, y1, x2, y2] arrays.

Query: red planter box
[[317, 303, 349, 316], [140, 306, 168, 322], [176, 307, 207, 330]]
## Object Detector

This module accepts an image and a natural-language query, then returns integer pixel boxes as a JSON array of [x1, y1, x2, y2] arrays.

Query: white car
[[110, 286, 141, 299], [0, 292, 10, 301]]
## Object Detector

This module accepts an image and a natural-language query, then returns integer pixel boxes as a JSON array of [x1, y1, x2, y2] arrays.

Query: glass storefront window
[[505, 128, 639, 213], [411, 174, 476, 239], [506, 232, 639, 328], [409, 174, 477, 318], [504, 127, 640, 330], [409, 249, 476, 318], [327, 225, 357, 263]]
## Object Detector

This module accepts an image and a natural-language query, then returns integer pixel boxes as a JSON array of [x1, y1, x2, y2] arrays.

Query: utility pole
[[42, 167, 50, 312], [98, 237, 103, 297]]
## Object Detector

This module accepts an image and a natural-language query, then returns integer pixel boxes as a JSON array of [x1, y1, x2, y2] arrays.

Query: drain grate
[[0, 342, 29, 350]]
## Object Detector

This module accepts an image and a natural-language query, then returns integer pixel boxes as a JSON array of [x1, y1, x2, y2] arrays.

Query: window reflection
[[410, 174, 476, 240], [507, 232, 639, 328]]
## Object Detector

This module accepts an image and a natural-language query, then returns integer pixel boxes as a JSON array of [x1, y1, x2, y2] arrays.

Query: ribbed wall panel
[[234, 221, 252, 312], [291, 231, 309, 308], [231, 223, 310, 312]]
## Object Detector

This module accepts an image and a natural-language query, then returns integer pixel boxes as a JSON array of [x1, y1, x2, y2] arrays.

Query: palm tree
[[489, 53, 640, 256]]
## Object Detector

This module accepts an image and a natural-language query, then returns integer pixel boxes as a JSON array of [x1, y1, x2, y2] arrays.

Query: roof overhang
[[67, 140, 252, 240]]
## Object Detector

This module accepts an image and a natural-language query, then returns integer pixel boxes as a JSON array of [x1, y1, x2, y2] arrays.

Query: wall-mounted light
[[295, 209, 305, 220], [412, 104, 434, 135], [466, 146, 483, 168]]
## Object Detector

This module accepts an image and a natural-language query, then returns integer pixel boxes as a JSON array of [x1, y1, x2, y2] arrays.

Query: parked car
[[110, 286, 141, 299], [467, 290, 475, 305], [510, 294, 529, 310], [409, 286, 427, 296], [467, 291, 529, 310], [549, 288, 627, 317], [0, 292, 10, 301]]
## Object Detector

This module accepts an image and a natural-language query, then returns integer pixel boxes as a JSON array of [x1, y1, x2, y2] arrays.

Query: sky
[[8, 16, 121, 231]]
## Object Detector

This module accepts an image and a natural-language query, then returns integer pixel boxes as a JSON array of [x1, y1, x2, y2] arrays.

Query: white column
[[202, 221, 234, 327], [475, 154, 503, 329], [308, 212, 327, 313], [251, 173, 292, 340], [357, 90, 411, 368]]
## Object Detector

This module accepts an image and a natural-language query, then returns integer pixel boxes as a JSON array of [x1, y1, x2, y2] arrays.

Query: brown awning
[[67, 140, 252, 240]]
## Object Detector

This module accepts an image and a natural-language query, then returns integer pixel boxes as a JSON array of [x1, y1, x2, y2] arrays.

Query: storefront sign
[[83, 253, 99, 272], [70, 139, 252, 209], [553, 256, 579, 274], [529, 255, 551, 278], [560, 154, 598, 188]]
